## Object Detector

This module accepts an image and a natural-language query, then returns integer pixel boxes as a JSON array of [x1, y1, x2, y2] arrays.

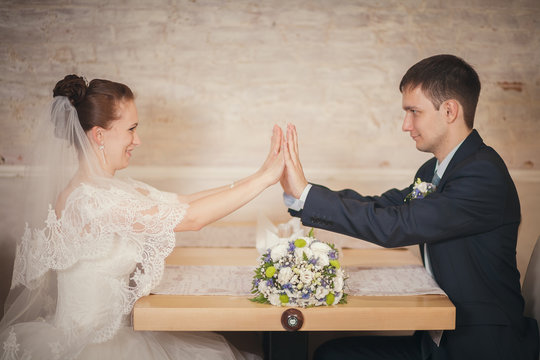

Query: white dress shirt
[[423, 139, 464, 277]]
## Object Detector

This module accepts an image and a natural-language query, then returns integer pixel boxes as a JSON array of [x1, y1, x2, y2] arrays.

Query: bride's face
[[101, 100, 141, 174]]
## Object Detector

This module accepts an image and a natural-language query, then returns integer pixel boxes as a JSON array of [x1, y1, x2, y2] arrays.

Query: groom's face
[[401, 86, 448, 158]]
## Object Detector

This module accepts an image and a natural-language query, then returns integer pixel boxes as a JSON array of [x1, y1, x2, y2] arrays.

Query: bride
[[0, 75, 284, 359]]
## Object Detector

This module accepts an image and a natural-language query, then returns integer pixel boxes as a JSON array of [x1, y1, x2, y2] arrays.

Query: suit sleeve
[[298, 158, 519, 248], [288, 185, 411, 218]]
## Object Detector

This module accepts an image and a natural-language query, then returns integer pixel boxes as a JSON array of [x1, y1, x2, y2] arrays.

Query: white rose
[[316, 253, 330, 266], [295, 247, 313, 262], [315, 286, 330, 300], [270, 244, 288, 262], [417, 182, 428, 193], [310, 241, 331, 254], [299, 269, 314, 284], [258, 281, 268, 295], [268, 294, 281, 306], [333, 276, 344, 292], [310, 242, 331, 266], [277, 267, 293, 284]]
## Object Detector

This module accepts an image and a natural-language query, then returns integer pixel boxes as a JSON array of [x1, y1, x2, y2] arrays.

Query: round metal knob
[[281, 308, 304, 331]]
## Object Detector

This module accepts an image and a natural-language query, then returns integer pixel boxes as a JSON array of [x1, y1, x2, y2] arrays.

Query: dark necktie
[[432, 172, 441, 186]]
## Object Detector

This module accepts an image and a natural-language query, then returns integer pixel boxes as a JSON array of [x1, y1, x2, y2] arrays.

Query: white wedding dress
[[1, 178, 259, 360]]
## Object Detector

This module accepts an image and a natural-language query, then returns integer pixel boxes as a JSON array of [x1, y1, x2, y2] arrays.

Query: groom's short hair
[[399, 54, 481, 129]]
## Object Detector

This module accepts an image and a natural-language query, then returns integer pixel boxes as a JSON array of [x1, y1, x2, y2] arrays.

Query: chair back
[[522, 236, 540, 322]]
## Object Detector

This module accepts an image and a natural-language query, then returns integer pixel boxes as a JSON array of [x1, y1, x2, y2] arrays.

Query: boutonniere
[[404, 178, 436, 202]]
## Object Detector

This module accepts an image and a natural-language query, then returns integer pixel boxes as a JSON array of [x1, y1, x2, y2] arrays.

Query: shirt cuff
[[283, 184, 312, 211]]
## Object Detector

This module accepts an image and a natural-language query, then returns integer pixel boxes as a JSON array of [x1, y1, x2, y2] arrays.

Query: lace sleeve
[[12, 181, 188, 291], [74, 182, 188, 293]]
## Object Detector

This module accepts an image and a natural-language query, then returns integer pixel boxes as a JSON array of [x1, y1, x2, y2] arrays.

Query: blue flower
[[283, 283, 293, 291], [288, 241, 296, 252], [329, 250, 338, 260], [405, 178, 436, 202]]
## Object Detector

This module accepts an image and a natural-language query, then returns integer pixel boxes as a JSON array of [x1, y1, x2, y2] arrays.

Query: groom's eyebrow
[[403, 105, 419, 111]]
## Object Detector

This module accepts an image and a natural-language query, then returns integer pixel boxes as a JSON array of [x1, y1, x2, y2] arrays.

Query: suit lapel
[[419, 157, 437, 183], [422, 131, 483, 273], [437, 129, 484, 188]]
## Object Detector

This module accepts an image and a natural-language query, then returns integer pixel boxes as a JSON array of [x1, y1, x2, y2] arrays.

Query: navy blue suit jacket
[[290, 130, 538, 359]]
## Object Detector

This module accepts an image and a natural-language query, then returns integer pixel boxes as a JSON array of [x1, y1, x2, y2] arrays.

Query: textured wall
[[1, 0, 539, 311], [1, 0, 539, 169]]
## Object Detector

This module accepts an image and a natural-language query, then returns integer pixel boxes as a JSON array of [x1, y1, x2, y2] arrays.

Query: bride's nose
[[133, 131, 141, 146]]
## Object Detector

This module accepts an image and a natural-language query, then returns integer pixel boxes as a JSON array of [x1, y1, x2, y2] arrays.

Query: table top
[[133, 247, 455, 332]]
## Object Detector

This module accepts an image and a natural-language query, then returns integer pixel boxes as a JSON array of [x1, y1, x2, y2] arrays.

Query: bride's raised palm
[[258, 125, 285, 186]]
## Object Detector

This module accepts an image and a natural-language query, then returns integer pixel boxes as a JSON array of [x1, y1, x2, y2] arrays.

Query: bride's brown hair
[[53, 75, 134, 132]]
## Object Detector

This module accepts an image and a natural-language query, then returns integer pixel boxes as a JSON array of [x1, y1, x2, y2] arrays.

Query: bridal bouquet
[[251, 229, 347, 307]]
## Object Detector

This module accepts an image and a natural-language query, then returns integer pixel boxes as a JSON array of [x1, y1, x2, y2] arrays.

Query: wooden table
[[133, 247, 455, 332]]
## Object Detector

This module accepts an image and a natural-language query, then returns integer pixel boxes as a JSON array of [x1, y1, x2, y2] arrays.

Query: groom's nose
[[402, 113, 413, 132]]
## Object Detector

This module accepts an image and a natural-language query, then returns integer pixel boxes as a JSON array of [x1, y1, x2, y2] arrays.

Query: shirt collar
[[435, 139, 465, 178]]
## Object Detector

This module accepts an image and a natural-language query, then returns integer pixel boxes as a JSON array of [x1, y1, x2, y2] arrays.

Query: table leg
[[263, 331, 309, 360]]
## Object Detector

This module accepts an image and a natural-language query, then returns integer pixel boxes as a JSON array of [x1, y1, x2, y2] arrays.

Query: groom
[[280, 54, 539, 359]]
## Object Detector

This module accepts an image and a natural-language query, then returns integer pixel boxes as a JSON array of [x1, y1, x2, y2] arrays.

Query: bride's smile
[[95, 99, 141, 175]]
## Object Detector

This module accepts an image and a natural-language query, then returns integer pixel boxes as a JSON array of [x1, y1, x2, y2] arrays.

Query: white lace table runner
[[152, 265, 446, 296]]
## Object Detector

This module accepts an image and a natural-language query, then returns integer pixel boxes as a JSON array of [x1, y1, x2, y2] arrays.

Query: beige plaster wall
[[1, 0, 539, 313]]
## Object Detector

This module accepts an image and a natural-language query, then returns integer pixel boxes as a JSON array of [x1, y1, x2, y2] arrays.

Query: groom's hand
[[281, 124, 308, 199]]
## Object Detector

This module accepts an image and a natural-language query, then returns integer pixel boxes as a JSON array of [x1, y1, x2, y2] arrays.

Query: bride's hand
[[280, 123, 308, 198], [258, 125, 285, 186]]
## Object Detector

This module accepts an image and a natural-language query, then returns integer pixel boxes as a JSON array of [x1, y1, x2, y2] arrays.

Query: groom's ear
[[442, 99, 460, 124]]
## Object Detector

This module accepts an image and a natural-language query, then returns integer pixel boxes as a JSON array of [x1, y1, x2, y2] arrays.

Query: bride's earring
[[99, 143, 107, 164]]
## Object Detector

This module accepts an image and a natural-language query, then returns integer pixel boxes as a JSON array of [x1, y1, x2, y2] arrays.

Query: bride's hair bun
[[50, 75, 134, 139], [53, 75, 87, 105]]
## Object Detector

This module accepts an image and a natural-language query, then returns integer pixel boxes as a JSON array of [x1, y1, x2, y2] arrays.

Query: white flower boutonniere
[[404, 178, 436, 202]]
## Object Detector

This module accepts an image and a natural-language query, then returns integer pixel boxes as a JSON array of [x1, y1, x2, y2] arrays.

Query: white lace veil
[[0, 96, 105, 330]]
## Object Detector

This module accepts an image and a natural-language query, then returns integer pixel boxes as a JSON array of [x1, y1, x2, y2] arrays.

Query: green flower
[[325, 293, 335, 305], [280, 294, 289, 304], [294, 238, 307, 248], [265, 266, 276, 278], [330, 260, 341, 269]]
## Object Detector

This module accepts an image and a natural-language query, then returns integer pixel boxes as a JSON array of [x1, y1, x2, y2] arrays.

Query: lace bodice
[[10, 178, 187, 345]]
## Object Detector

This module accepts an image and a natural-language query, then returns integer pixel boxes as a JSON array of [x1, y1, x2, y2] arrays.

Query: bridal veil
[[1, 95, 104, 330]]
